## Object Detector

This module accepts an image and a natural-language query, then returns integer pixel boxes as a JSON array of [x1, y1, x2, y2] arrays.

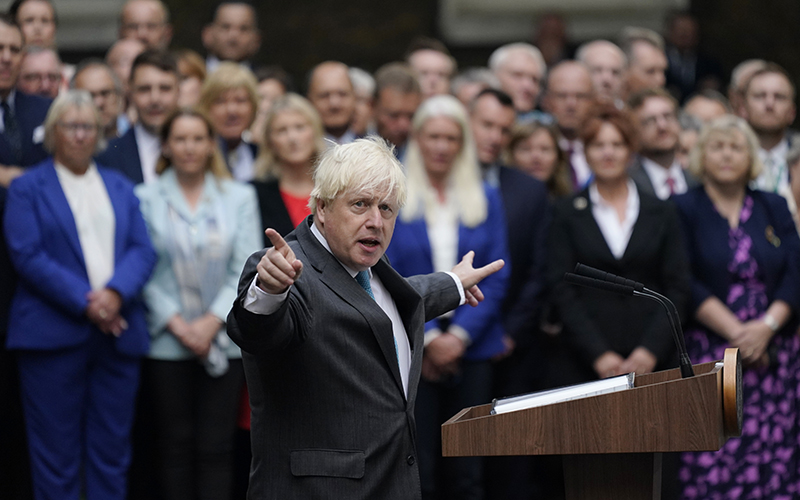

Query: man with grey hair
[[619, 27, 668, 97], [349, 67, 374, 138], [451, 67, 499, 107], [71, 60, 126, 139], [16, 46, 61, 99], [489, 42, 548, 121], [227, 137, 504, 499], [576, 39, 627, 107]]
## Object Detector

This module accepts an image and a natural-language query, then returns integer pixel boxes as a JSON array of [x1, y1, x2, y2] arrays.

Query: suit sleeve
[[406, 272, 462, 322], [766, 195, 800, 311], [3, 176, 91, 318]]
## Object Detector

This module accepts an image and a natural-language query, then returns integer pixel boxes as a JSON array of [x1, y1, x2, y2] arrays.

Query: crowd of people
[[1, 1, 800, 499]]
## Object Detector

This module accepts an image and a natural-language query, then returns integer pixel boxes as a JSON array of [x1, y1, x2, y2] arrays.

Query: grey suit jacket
[[629, 155, 700, 199], [227, 216, 461, 499]]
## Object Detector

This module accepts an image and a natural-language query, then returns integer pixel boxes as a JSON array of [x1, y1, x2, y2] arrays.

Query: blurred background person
[[505, 120, 571, 199], [306, 60, 357, 144], [673, 115, 800, 499], [8, 0, 56, 49], [371, 62, 421, 161], [105, 37, 146, 127], [576, 39, 627, 108], [348, 66, 374, 138], [676, 111, 703, 170], [547, 104, 690, 386], [98, 49, 180, 184], [174, 49, 206, 108], [682, 89, 730, 124], [4, 90, 156, 500], [531, 12, 576, 67], [543, 60, 597, 191], [451, 67, 499, 108], [787, 143, 800, 233], [619, 27, 668, 97], [727, 59, 767, 115], [118, 0, 172, 51], [489, 42, 548, 122], [198, 61, 259, 181], [385, 94, 510, 500], [201, 1, 260, 72], [406, 36, 456, 100], [663, 10, 723, 102], [71, 60, 126, 140], [15, 46, 61, 99], [628, 88, 699, 200], [248, 65, 291, 147], [135, 108, 260, 500]]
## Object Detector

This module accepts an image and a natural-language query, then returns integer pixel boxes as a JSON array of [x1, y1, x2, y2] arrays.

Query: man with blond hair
[[228, 137, 504, 499]]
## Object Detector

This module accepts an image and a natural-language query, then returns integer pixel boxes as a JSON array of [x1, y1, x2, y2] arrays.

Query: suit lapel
[[98, 168, 126, 265], [39, 162, 86, 265], [574, 192, 617, 262], [295, 220, 408, 398]]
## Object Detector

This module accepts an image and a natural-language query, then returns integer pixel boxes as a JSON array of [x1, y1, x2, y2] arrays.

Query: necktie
[[2, 101, 22, 165], [665, 176, 676, 196], [355, 270, 399, 363]]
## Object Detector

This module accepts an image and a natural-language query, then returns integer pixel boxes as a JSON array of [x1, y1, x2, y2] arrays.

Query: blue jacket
[[673, 186, 800, 316], [385, 184, 510, 360], [3, 159, 156, 356]]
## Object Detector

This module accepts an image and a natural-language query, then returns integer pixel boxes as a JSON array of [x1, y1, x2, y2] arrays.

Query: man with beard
[[629, 88, 699, 199], [740, 63, 798, 194], [97, 49, 179, 184]]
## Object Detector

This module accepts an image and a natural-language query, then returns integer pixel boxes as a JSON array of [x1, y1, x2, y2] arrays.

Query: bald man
[[307, 61, 357, 144], [118, 0, 172, 50], [576, 40, 627, 107]]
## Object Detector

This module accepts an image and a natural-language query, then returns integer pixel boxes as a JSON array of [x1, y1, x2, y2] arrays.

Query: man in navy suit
[[0, 15, 52, 187], [470, 88, 553, 499], [0, 15, 51, 499], [96, 49, 179, 184]]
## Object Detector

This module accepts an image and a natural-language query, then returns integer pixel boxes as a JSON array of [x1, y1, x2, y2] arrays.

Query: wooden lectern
[[442, 349, 743, 500]]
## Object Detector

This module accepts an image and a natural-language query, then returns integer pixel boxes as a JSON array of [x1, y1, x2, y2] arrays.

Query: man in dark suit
[[469, 88, 553, 499], [227, 137, 503, 499], [629, 88, 700, 199], [0, 15, 51, 188], [96, 49, 179, 184]]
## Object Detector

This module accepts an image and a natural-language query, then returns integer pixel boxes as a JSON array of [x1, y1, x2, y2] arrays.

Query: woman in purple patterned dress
[[672, 115, 800, 499]]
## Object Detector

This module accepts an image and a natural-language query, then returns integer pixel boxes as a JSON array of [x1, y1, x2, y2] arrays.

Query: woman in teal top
[[135, 108, 261, 500]]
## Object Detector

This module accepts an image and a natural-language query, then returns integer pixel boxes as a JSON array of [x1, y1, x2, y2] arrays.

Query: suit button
[[407, 455, 415, 466]]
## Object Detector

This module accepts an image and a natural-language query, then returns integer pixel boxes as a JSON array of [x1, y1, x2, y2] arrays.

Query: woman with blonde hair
[[505, 120, 572, 199], [673, 115, 800, 498], [134, 108, 261, 500], [198, 62, 259, 181], [385, 94, 510, 499]]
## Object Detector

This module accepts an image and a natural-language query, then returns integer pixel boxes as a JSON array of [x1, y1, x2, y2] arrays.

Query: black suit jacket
[[251, 179, 296, 247], [496, 166, 550, 345], [546, 187, 691, 384], [629, 155, 700, 199], [96, 128, 143, 184], [0, 91, 51, 168], [227, 217, 460, 499]]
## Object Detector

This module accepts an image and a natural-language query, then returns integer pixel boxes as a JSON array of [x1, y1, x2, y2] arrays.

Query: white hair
[[402, 95, 487, 228], [43, 90, 106, 154], [348, 67, 375, 97], [309, 136, 407, 215], [488, 43, 546, 76], [575, 39, 628, 68]]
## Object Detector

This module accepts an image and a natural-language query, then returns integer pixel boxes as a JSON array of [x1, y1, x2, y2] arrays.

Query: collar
[[310, 220, 367, 279], [589, 178, 639, 209], [1, 89, 16, 110]]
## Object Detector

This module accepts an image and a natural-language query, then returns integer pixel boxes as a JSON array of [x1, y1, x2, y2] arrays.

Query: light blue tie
[[355, 270, 399, 364]]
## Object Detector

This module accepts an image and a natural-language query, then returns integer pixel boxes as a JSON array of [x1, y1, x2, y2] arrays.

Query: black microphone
[[567, 264, 694, 378]]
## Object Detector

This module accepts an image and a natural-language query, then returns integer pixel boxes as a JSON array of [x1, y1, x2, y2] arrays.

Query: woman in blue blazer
[[385, 95, 510, 499], [673, 115, 800, 498], [135, 108, 261, 500], [4, 91, 156, 500]]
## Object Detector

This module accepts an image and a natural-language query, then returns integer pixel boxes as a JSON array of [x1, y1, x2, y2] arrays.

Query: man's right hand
[[256, 229, 304, 294]]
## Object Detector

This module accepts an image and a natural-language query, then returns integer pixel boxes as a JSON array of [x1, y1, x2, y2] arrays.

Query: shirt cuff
[[243, 275, 290, 315], [423, 328, 443, 347], [444, 271, 466, 306]]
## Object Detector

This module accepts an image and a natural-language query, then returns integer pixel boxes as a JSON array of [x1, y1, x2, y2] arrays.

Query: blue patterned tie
[[355, 270, 399, 364], [2, 101, 22, 165]]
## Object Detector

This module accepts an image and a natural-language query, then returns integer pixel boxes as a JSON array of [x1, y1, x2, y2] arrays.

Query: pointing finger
[[265, 229, 292, 257]]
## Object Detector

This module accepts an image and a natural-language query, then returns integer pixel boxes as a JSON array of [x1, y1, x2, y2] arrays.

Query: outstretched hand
[[450, 251, 504, 307], [256, 229, 304, 294]]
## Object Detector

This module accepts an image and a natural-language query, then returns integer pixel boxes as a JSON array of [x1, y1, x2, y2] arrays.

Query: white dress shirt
[[133, 123, 161, 184], [641, 158, 688, 200], [226, 140, 256, 182], [243, 222, 465, 397], [55, 162, 115, 290], [753, 138, 790, 193], [589, 180, 640, 259]]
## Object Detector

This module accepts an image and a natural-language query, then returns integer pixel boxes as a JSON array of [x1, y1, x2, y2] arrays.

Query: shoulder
[[553, 189, 589, 217], [219, 178, 257, 202], [498, 165, 547, 194], [670, 185, 704, 214], [8, 160, 51, 192], [15, 91, 52, 114]]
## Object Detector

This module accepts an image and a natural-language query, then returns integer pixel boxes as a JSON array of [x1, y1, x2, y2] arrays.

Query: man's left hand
[[451, 251, 504, 307]]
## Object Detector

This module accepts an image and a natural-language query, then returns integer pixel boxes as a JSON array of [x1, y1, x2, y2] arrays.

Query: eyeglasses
[[21, 72, 62, 84], [57, 122, 98, 135]]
